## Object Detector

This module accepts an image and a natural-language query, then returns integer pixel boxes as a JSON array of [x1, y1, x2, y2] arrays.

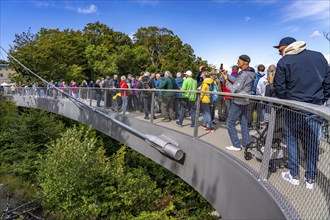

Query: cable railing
[[3, 85, 330, 219]]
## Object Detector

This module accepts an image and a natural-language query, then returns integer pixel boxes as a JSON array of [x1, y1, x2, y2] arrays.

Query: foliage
[[38, 126, 161, 219], [0, 97, 65, 181], [124, 149, 217, 219], [8, 22, 208, 84]]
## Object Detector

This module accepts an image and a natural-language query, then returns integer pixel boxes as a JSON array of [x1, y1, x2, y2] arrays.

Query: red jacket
[[120, 80, 129, 97], [221, 71, 238, 100]]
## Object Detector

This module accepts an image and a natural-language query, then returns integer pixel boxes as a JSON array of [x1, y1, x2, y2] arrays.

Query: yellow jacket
[[200, 78, 217, 104]]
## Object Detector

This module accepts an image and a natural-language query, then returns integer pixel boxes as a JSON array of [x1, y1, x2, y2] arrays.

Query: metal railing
[[4, 85, 330, 219]]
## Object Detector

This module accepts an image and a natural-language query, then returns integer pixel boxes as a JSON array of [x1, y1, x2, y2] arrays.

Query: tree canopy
[[8, 22, 207, 83]]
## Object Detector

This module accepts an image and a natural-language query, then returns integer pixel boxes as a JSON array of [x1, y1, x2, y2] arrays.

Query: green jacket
[[181, 77, 197, 101], [157, 76, 175, 97]]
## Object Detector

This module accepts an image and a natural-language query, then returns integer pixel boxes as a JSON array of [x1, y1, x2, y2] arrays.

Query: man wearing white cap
[[176, 70, 197, 128]]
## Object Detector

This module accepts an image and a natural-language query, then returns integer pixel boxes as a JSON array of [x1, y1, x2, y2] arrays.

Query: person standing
[[176, 70, 197, 127], [273, 37, 330, 189], [264, 65, 276, 98], [218, 65, 239, 122], [222, 55, 255, 151], [120, 75, 129, 114], [200, 72, 215, 132], [157, 71, 175, 122], [138, 72, 155, 119], [248, 64, 266, 126], [94, 80, 102, 107], [103, 76, 112, 108], [173, 72, 184, 120]]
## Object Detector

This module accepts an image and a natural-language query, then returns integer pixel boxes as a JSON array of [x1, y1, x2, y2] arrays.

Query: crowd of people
[[4, 37, 329, 190]]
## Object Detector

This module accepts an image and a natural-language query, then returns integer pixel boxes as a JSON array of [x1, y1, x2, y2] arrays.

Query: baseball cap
[[273, 37, 296, 48], [185, 70, 192, 76]]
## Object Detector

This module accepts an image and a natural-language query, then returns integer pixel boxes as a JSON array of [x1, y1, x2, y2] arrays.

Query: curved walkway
[[8, 94, 330, 219]]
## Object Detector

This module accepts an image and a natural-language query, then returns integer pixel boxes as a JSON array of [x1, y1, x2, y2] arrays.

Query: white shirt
[[256, 76, 268, 96]]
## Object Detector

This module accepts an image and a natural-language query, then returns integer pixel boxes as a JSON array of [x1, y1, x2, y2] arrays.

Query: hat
[[239, 55, 251, 63], [273, 37, 296, 48], [185, 70, 192, 76]]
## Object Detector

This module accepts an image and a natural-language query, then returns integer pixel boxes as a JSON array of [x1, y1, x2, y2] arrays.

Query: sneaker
[[201, 125, 207, 130], [226, 146, 242, 151], [281, 171, 300, 186], [205, 127, 215, 132], [305, 178, 315, 190], [190, 124, 195, 128], [176, 120, 183, 127], [144, 116, 150, 120], [162, 118, 171, 122]]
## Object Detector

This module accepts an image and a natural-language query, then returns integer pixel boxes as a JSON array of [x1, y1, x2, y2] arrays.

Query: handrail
[[8, 86, 330, 121]]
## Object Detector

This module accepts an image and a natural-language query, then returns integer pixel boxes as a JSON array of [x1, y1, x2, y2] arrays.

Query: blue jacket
[[251, 72, 265, 95], [175, 77, 184, 98], [274, 49, 330, 104]]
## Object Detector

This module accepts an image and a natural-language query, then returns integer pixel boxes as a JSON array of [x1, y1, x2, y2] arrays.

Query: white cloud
[[310, 30, 321, 38], [77, 4, 98, 14], [32, 1, 56, 8], [244, 16, 251, 22], [284, 26, 299, 33], [282, 1, 330, 23]]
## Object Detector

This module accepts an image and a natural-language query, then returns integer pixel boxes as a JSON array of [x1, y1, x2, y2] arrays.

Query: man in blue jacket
[[273, 37, 330, 190]]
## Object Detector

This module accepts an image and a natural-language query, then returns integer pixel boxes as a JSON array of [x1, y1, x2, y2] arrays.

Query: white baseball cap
[[185, 70, 192, 76]]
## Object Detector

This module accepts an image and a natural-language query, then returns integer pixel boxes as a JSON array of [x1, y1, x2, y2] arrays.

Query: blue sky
[[1, 0, 329, 70]]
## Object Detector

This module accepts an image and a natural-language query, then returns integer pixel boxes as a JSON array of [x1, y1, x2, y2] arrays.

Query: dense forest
[[0, 22, 217, 219], [0, 95, 217, 219]]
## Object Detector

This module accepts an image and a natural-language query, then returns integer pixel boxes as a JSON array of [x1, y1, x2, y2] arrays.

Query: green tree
[[0, 102, 65, 180], [9, 28, 87, 83], [83, 21, 131, 49], [133, 26, 204, 73], [124, 149, 217, 219], [38, 126, 161, 219]]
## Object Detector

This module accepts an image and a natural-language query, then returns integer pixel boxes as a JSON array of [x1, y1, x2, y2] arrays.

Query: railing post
[[150, 92, 155, 123], [89, 88, 92, 106], [193, 93, 201, 138], [259, 106, 277, 180], [104, 89, 107, 110]]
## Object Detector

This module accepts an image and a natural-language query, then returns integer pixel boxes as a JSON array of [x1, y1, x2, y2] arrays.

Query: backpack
[[208, 82, 219, 102], [142, 79, 152, 95], [143, 79, 151, 90]]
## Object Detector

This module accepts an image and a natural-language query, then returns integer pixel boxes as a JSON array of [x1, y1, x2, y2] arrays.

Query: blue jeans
[[121, 96, 128, 113], [285, 112, 322, 180], [201, 103, 212, 128], [226, 102, 250, 148], [96, 93, 101, 106], [178, 100, 196, 126], [143, 97, 151, 117]]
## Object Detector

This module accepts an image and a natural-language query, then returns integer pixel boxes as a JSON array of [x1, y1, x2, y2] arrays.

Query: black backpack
[[143, 79, 151, 90]]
